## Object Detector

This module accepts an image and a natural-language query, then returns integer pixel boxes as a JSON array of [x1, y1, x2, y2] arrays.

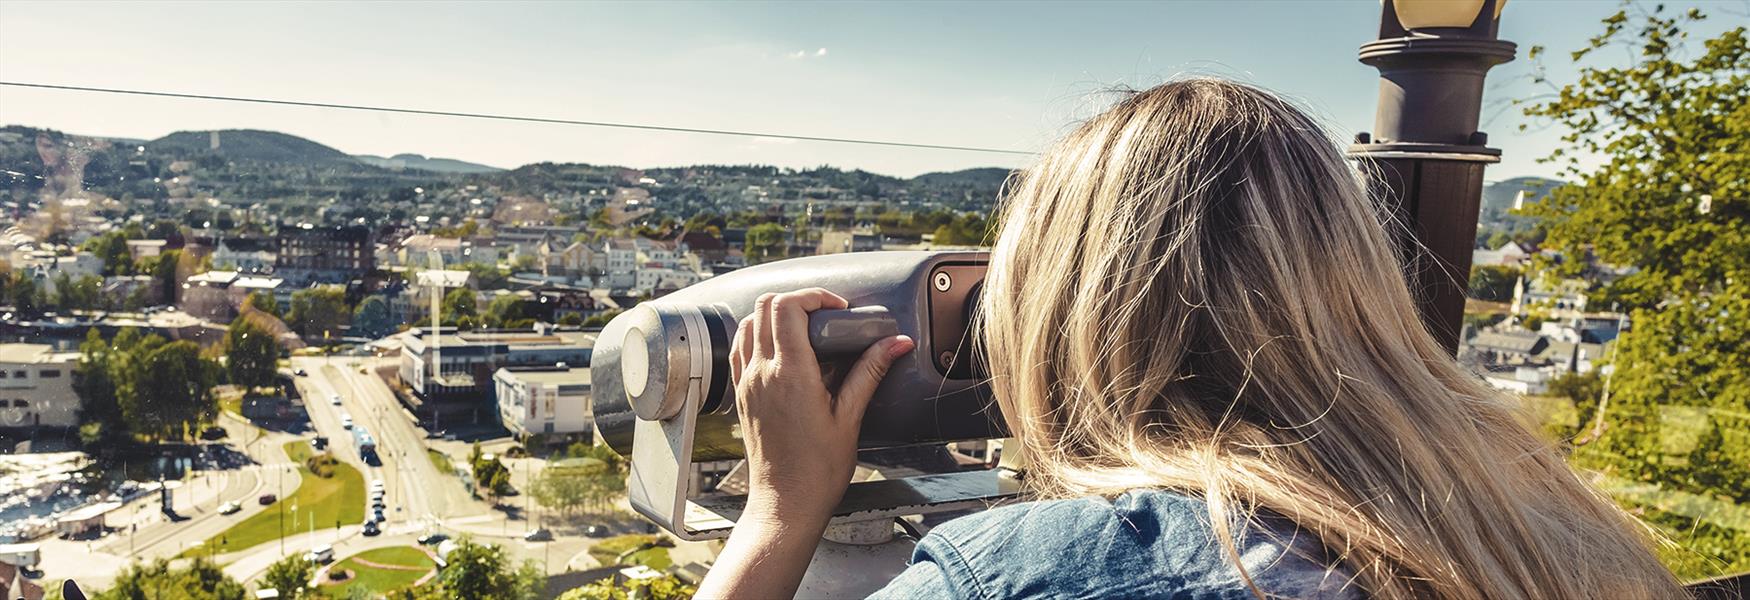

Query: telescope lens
[[622, 327, 650, 398]]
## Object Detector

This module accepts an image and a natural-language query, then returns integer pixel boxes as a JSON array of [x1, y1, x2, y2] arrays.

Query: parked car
[[417, 532, 449, 546], [330, 394, 342, 406], [372, 498, 386, 511], [372, 508, 386, 523], [294, 369, 308, 377], [199, 426, 227, 440], [362, 521, 380, 536], [341, 415, 353, 429], [304, 544, 333, 563], [218, 501, 241, 515], [312, 436, 329, 450], [523, 528, 553, 542], [258, 493, 277, 505], [585, 524, 610, 538]]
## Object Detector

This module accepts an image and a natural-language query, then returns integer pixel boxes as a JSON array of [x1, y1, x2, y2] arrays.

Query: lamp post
[[1349, 0, 1516, 353]]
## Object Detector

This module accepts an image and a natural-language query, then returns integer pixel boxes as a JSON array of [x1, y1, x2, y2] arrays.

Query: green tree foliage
[[148, 249, 183, 306], [288, 286, 350, 339], [1521, 5, 1749, 579], [247, 291, 281, 317], [83, 230, 136, 276], [51, 273, 105, 312], [462, 262, 509, 289], [582, 309, 622, 328], [225, 317, 279, 392], [929, 212, 993, 246], [352, 295, 394, 338], [92, 557, 246, 600], [484, 294, 525, 329], [5, 269, 41, 315], [558, 312, 584, 326], [1467, 265, 1522, 302], [558, 573, 696, 600], [443, 287, 479, 328], [435, 538, 544, 600], [72, 328, 125, 445], [744, 223, 787, 264], [127, 340, 219, 440], [260, 554, 314, 599]]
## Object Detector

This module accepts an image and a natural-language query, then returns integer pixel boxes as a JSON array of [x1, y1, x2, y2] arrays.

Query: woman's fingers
[[751, 293, 776, 359], [834, 335, 914, 422], [730, 314, 755, 386], [769, 288, 848, 358]]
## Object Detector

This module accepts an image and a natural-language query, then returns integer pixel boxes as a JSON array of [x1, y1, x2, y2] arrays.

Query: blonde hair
[[980, 79, 1682, 599]]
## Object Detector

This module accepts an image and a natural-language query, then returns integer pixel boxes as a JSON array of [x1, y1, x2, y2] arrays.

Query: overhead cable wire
[[0, 81, 1032, 156]]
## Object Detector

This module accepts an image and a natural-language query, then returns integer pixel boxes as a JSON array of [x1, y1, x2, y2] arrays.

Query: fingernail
[[887, 336, 915, 359]]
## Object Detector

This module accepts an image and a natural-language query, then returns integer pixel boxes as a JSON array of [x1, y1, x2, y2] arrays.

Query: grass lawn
[[186, 440, 365, 557], [325, 546, 435, 595], [588, 534, 672, 571], [427, 448, 455, 475]]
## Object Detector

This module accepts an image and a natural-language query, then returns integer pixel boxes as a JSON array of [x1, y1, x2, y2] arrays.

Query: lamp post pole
[[1349, 0, 1516, 353]]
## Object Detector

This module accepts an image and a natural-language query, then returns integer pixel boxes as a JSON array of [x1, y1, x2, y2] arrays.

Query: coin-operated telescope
[[591, 251, 1017, 549]]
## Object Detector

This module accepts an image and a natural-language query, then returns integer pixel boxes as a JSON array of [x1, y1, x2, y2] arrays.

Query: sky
[[0, 1, 1737, 179]]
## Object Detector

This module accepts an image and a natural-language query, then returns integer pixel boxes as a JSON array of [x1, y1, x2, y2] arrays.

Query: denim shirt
[[868, 490, 1362, 599]]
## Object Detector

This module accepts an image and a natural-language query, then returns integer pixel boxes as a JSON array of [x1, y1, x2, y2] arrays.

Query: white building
[[492, 366, 592, 439], [1471, 241, 1531, 268], [0, 343, 82, 429], [211, 238, 276, 273], [603, 239, 638, 289]]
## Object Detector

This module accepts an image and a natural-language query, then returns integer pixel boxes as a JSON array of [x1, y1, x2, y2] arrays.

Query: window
[[40, 369, 61, 378], [13, 400, 27, 408], [12, 371, 24, 379]]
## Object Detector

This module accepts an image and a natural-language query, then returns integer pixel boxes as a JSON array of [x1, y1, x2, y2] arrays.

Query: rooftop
[[496, 366, 591, 387], [0, 343, 53, 364]]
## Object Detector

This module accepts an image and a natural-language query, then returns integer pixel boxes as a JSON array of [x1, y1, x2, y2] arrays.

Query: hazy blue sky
[[0, 1, 1734, 178]]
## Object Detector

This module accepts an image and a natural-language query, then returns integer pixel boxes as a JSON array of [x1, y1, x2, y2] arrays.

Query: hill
[[354, 153, 501, 174], [911, 167, 1014, 188], [146, 129, 354, 165], [1481, 176, 1563, 224]]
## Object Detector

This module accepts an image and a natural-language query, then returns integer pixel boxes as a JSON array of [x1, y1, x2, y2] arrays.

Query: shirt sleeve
[[866, 533, 986, 599]]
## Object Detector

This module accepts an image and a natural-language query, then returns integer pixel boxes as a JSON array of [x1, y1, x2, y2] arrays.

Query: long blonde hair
[[980, 79, 1681, 599]]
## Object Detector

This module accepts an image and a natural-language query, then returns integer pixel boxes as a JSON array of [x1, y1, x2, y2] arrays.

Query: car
[[418, 532, 449, 546], [258, 493, 277, 505], [372, 508, 386, 523], [371, 478, 385, 489], [304, 544, 333, 563], [311, 436, 329, 450], [523, 528, 553, 542], [585, 524, 610, 538], [372, 499, 386, 511], [294, 369, 308, 377], [330, 394, 342, 406], [362, 521, 381, 536], [341, 415, 353, 429], [218, 501, 241, 515], [199, 426, 227, 440]]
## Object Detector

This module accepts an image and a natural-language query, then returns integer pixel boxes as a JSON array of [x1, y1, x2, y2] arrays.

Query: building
[[180, 270, 286, 321], [393, 234, 497, 268], [1472, 241, 1531, 268], [210, 237, 276, 273], [276, 225, 375, 286], [0, 343, 81, 429], [398, 326, 596, 422], [816, 229, 884, 255], [493, 365, 592, 440]]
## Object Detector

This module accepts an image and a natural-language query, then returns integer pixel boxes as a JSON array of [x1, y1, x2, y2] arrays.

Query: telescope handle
[[808, 306, 900, 357]]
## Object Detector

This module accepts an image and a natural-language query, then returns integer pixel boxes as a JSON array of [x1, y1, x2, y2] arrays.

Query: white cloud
[[815, 47, 827, 57], [787, 50, 807, 59], [786, 47, 828, 60]]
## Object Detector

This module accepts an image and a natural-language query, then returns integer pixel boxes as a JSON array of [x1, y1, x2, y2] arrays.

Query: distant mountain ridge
[[354, 153, 501, 174], [147, 129, 355, 165]]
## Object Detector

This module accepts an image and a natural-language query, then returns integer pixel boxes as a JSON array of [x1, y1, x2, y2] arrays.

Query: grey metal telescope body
[[591, 250, 1004, 461]]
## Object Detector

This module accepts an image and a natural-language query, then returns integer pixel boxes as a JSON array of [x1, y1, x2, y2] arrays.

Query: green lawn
[[189, 441, 365, 557], [588, 534, 672, 571], [427, 448, 455, 475], [325, 546, 435, 595]]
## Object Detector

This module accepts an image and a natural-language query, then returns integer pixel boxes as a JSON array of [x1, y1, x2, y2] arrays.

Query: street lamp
[[1349, 0, 1516, 353]]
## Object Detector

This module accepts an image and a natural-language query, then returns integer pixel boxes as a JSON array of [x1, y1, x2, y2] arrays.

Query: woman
[[697, 79, 1682, 599]]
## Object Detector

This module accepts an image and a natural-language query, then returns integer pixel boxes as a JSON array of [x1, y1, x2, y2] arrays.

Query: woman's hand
[[729, 288, 915, 522], [696, 288, 914, 599]]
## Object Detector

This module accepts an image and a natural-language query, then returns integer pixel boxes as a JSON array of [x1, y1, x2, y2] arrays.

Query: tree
[[225, 317, 279, 392], [149, 249, 183, 306], [484, 294, 525, 329], [745, 223, 787, 264], [558, 573, 696, 600], [246, 291, 281, 317], [83, 230, 135, 276], [436, 538, 543, 600], [73, 328, 125, 446], [351, 295, 393, 338], [1467, 264, 1522, 303], [125, 341, 219, 440], [443, 288, 478, 327], [582, 309, 623, 328], [1519, 5, 1750, 579], [93, 557, 247, 600], [261, 554, 313, 599], [558, 312, 584, 326], [7, 270, 40, 315], [287, 286, 349, 339]]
